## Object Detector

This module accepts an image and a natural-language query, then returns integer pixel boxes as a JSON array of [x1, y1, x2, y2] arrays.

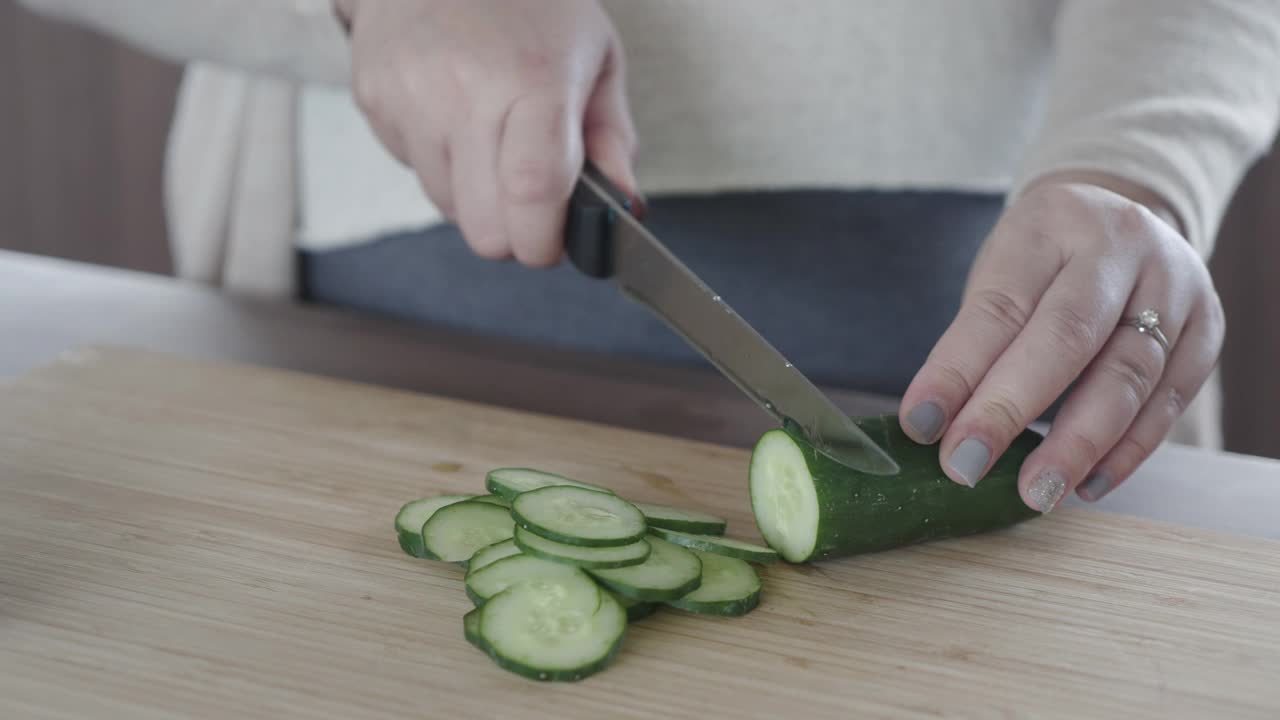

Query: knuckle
[[352, 70, 388, 118], [1045, 303, 1100, 352], [976, 395, 1027, 439], [1162, 385, 1188, 418], [969, 287, 1034, 337], [933, 361, 977, 399], [503, 155, 574, 204], [1098, 349, 1161, 410], [1204, 289, 1227, 346], [468, 237, 510, 260], [513, 240, 561, 268], [1116, 433, 1157, 465], [1057, 428, 1103, 469], [1114, 199, 1153, 238]]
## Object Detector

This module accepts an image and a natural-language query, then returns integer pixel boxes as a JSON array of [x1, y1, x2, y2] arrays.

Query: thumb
[[582, 44, 641, 208]]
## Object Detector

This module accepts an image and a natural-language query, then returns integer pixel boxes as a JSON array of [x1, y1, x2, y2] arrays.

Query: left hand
[[898, 173, 1225, 512]]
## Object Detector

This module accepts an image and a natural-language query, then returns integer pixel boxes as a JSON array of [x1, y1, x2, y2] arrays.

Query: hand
[[898, 173, 1226, 512], [335, 0, 637, 266]]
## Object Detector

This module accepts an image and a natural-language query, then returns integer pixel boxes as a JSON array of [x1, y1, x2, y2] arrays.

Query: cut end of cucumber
[[421, 501, 516, 563], [666, 550, 761, 617], [749, 429, 821, 564], [394, 494, 475, 559], [512, 485, 647, 547], [479, 575, 624, 682]]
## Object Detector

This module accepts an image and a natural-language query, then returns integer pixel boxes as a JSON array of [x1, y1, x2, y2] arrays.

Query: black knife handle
[[564, 162, 636, 279]]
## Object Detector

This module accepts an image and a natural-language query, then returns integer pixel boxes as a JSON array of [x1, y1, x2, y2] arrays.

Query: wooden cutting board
[[2, 347, 1278, 720]]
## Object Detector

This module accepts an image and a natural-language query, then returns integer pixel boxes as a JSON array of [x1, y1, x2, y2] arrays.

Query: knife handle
[[564, 162, 636, 279]]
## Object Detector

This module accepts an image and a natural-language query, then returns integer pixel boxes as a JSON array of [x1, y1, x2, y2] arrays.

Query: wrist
[[1023, 170, 1185, 239]]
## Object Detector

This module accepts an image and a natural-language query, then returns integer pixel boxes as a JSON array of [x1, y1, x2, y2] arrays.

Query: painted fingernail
[[1028, 468, 1068, 513], [1078, 472, 1113, 502], [905, 401, 945, 443], [947, 438, 991, 487]]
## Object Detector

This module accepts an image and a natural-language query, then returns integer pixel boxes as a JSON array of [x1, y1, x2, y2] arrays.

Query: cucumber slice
[[463, 607, 486, 650], [588, 535, 703, 602], [613, 593, 659, 622], [485, 468, 612, 501], [469, 495, 512, 508], [632, 502, 727, 535], [749, 415, 1042, 563], [512, 486, 647, 547], [667, 549, 762, 617], [465, 554, 596, 608], [421, 500, 515, 563], [648, 527, 779, 564], [514, 526, 650, 569], [467, 538, 522, 573], [394, 494, 473, 558], [479, 575, 625, 682]]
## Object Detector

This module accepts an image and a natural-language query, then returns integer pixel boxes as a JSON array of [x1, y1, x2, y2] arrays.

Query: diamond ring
[[1123, 309, 1170, 354]]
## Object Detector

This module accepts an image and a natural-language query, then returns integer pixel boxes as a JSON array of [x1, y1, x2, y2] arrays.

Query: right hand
[[335, 0, 639, 267]]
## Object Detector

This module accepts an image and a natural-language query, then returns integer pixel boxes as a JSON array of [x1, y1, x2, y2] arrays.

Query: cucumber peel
[[750, 414, 1042, 563]]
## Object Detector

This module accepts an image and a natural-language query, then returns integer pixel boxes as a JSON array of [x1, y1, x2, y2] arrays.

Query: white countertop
[[1069, 441, 1279, 539]]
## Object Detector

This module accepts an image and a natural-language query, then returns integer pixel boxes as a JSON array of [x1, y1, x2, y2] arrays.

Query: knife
[[563, 163, 900, 476]]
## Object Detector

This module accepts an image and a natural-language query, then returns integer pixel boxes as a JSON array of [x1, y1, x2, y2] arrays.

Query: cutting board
[[2, 347, 1278, 720]]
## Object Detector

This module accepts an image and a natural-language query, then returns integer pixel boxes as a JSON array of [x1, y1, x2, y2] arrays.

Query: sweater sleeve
[[1013, 0, 1280, 256], [15, 0, 351, 86]]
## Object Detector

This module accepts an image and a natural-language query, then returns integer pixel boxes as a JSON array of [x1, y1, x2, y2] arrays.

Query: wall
[[1, 0, 179, 274], [4, 0, 1278, 459]]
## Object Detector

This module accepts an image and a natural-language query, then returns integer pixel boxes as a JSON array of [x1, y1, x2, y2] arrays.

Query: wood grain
[[1, 347, 1278, 720]]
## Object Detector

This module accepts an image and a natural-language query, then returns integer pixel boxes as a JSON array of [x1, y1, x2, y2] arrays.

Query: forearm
[[1014, 0, 1280, 256], [16, 0, 350, 85]]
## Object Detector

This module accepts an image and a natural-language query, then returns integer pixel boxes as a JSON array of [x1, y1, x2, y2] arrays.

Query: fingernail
[[905, 401, 945, 443], [1028, 468, 1068, 513], [1078, 472, 1113, 502], [947, 438, 991, 487]]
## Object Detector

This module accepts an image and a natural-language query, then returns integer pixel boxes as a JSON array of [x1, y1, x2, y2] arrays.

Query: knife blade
[[563, 163, 899, 476]]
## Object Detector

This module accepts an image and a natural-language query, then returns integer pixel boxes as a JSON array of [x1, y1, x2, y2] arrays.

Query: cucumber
[[667, 549, 761, 617], [485, 468, 612, 501], [750, 414, 1042, 563], [512, 486, 647, 547], [478, 575, 625, 682], [648, 527, 779, 564], [421, 500, 515, 563], [514, 526, 651, 569], [613, 593, 659, 622], [587, 535, 703, 602], [465, 554, 595, 607], [463, 607, 485, 649], [467, 538, 522, 573], [631, 502, 727, 535], [469, 495, 512, 508], [394, 494, 473, 558]]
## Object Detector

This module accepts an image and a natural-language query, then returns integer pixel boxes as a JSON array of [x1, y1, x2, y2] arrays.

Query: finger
[[898, 226, 1064, 446], [450, 107, 510, 260], [583, 44, 639, 202], [938, 255, 1134, 488], [497, 91, 584, 268], [405, 135, 456, 220], [1016, 277, 1191, 512], [1077, 294, 1225, 502]]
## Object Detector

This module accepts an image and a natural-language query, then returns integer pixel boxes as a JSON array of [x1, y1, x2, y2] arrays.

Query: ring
[[1123, 309, 1171, 354]]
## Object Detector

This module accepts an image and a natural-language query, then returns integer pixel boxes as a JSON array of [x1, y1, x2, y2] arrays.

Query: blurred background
[[3, 1, 1277, 460]]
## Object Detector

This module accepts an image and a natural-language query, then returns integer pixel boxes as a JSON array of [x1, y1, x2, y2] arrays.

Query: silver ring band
[[1123, 309, 1170, 355]]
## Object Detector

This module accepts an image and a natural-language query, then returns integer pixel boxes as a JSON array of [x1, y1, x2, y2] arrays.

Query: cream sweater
[[18, 0, 1280, 448]]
